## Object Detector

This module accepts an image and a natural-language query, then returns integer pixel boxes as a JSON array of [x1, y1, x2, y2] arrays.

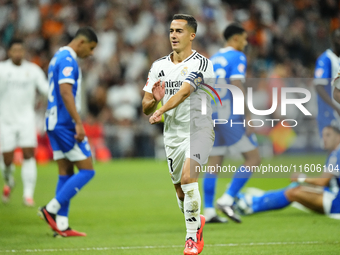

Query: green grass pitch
[[1, 155, 339, 254]]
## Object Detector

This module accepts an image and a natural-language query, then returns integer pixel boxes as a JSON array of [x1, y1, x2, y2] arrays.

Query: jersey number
[[48, 73, 55, 103], [167, 158, 174, 173]]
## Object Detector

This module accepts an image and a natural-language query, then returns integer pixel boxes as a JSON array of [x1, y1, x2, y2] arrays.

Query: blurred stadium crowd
[[0, 0, 339, 161]]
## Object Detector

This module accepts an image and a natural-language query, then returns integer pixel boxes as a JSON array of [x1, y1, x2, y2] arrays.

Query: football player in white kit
[[0, 39, 48, 206], [143, 14, 215, 255]]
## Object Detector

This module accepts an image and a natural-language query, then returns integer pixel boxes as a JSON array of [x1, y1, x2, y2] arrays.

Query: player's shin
[[176, 193, 184, 213], [1, 164, 15, 187], [56, 174, 72, 229], [203, 173, 217, 208], [203, 173, 219, 221], [55, 169, 95, 209], [252, 189, 290, 213], [21, 158, 37, 199], [221, 166, 252, 205], [182, 182, 201, 242]]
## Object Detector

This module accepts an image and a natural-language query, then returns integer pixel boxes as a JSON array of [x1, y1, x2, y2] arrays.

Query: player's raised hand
[[149, 110, 162, 124], [152, 80, 165, 102], [75, 123, 85, 142]]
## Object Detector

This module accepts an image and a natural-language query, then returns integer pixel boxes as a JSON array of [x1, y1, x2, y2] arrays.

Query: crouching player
[[235, 125, 340, 217]]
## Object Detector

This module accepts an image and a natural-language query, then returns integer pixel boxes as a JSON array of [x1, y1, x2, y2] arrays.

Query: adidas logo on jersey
[[158, 70, 165, 78], [193, 154, 200, 160]]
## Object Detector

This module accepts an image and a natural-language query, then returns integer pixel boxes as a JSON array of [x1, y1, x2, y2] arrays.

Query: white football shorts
[[0, 122, 37, 152], [165, 129, 214, 184]]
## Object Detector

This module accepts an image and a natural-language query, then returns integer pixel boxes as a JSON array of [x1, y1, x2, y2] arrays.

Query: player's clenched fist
[[74, 123, 85, 142], [152, 80, 165, 102], [149, 109, 163, 124]]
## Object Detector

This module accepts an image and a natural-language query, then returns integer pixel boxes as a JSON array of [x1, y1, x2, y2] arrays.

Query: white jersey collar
[[326, 49, 340, 60], [7, 58, 27, 66], [168, 50, 197, 63], [60, 46, 77, 59]]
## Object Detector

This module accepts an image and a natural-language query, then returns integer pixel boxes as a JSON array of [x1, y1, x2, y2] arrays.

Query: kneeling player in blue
[[38, 27, 98, 237], [203, 23, 261, 223], [235, 125, 340, 217]]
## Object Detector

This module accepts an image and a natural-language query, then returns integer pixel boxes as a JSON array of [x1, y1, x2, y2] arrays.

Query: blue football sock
[[226, 166, 252, 197], [252, 189, 291, 213], [56, 174, 73, 216], [56, 170, 95, 207], [203, 173, 217, 208]]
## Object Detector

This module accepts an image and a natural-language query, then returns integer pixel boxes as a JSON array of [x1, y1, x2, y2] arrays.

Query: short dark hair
[[172, 14, 197, 33], [74, 26, 98, 43], [8, 38, 24, 49], [223, 23, 245, 41], [326, 124, 340, 134]]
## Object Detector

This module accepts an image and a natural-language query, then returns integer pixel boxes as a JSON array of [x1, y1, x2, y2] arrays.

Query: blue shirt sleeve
[[314, 55, 331, 86], [229, 52, 247, 81], [58, 56, 77, 85]]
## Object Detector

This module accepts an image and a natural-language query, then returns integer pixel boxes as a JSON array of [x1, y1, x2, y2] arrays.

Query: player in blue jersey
[[314, 28, 340, 141], [235, 124, 340, 217], [203, 23, 261, 223], [38, 27, 97, 237]]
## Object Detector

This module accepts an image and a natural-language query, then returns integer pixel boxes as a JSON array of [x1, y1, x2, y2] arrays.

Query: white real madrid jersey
[[143, 50, 215, 146], [0, 59, 48, 125]]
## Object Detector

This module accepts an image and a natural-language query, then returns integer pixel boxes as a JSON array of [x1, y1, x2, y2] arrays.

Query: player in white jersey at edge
[[39, 27, 97, 237], [143, 14, 215, 255], [0, 39, 48, 206], [203, 23, 261, 223]]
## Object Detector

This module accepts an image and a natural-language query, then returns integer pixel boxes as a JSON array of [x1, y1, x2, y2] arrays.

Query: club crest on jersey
[[181, 67, 188, 76], [315, 68, 324, 78], [62, 67, 73, 77], [237, 63, 245, 73], [194, 76, 203, 87]]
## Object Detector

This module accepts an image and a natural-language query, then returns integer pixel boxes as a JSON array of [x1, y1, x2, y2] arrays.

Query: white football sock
[[218, 193, 234, 206], [1, 164, 15, 187], [204, 207, 217, 221], [46, 198, 61, 214], [176, 193, 184, 213], [21, 158, 37, 198], [181, 182, 201, 242], [56, 215, 69, 231]]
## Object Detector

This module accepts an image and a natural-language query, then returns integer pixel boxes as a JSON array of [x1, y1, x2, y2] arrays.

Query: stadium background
[[0, 0, 338, 162]]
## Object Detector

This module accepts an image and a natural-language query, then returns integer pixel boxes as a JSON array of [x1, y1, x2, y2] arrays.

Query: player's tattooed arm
[[143, 80, 164, 115], [291, 172, 333, 186], [333, 87, 340, 104], [149, 82, 193, 124], [59, 83, 85, 142]]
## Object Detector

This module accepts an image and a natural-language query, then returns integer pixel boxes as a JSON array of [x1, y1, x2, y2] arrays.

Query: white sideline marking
[[0, 241, 337, 253]]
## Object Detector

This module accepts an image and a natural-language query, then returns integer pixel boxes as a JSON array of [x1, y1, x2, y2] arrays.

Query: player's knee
[[177, 192, 184, 201], [3, 157, 12, 167], [285, 186, 300, 202], [245, 155, 261, 167], [23, 152, 34, 160], [181, 173, 191, 185], [87, 170, 95, 179], [22, 148, 35, 159], [253, 156, 261, 166]]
